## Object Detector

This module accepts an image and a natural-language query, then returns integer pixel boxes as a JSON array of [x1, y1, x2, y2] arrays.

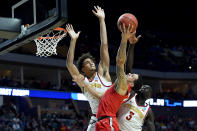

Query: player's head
[[77, 52, 96, 75], [137, 85, 152, 100], [126, 73, 139, 87]]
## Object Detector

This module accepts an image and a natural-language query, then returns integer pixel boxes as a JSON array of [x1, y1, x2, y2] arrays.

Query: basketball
[[117, 13, 138, 32]]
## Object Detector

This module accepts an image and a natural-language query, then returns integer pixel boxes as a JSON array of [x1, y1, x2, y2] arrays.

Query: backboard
[[0, 0, 68, 55]]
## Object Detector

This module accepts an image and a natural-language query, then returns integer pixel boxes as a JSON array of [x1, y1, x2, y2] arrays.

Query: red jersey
[[96, 84, 131, 118]]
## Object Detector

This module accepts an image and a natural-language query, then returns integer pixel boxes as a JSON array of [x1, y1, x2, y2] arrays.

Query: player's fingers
[[131, 25, 134, 32], [128, 25, 133, 33], [68, 24, 72, 30], [92, 10, 97, 15], [119, 25, 122, 32], [123, 23, 126, 32], [65, 24, 70, 31], [72, 76, 77, 81], [70, 24, 74, 30], [137, 35, 142, 40], [127, 24, 131, 32], [133, 35, 141, 44], [131, 31, 136, 36], [94, 6, 98, 11], [97, 6, 101, 10], [77, 31, 81, 35], [80, 74, 85, 80]]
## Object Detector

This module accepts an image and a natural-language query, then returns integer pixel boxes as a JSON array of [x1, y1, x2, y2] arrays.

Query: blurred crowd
[[0, 76, 58, 90], [0, 101, 89, 131], [0, 75, 82, 94], [153, 115, 197, 131], [133, 41, 197, 72]]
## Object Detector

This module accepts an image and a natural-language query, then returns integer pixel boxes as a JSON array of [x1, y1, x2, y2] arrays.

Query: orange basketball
[[117, 13, 138, 32]]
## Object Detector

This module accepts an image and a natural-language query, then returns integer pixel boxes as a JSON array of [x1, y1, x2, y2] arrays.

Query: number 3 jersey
[[117, 94, 150, 131], [84, 72, 112, 115]]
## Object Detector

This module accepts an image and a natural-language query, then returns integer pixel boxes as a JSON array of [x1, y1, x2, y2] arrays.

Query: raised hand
[[92, 6, 105, 20], [120, 24, 134, 41], [129, 32, 141, 45], [66, 24, 81, 40]]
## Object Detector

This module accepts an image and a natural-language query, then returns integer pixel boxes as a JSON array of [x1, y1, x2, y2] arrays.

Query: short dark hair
[[138, 85, 153, 98], [77, 52, 96, 73], [133, 75, 143, 92]]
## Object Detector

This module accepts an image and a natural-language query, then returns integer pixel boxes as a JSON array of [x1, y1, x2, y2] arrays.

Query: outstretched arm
[[126, 33, 141, 74], [116, 24, 133, 96], [144, 109, 155, 131], [66, 24, 81, 77], [72, 74, 104, 100], [66, 24, 83, 90], [92, 6, 111, 81]]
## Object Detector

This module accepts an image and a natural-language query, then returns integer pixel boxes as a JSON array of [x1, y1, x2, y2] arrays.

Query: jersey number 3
[[126, 111, 135, 121]]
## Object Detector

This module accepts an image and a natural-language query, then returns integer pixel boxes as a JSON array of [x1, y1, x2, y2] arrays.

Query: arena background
[[0, 0, 197, 130]]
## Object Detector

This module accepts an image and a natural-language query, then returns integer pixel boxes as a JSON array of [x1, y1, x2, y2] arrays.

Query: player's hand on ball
[[121, 24, 134, 40]]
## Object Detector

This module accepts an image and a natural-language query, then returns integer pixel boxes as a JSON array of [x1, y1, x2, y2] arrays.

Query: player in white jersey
[[83, 72, 112, 130], [66, 6, 112, 131], [115, 27, 155, 130], [117, 85, 155, 131]]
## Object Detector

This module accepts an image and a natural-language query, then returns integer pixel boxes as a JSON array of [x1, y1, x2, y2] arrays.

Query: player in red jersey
[[95, 24, 139, 131], [73, 24, 139, 131]]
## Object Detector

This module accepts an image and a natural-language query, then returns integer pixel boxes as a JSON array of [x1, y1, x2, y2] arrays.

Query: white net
[[34, 28, 67, 57]]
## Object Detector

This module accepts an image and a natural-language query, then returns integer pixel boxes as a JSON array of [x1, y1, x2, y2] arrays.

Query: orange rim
[[53, 27, 67, 32], [36, 27, 67, 40]]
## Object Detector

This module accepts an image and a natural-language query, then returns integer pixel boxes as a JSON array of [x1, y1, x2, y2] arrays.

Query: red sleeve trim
[[97, 73, 112, 87], [145, 106, 151, 118]]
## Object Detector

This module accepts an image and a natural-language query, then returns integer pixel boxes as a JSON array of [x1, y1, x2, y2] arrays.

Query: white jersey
[[84, 72, 112, 115], [117, 94, 150, 131]]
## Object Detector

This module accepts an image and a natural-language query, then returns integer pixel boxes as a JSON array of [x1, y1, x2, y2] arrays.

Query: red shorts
[[95, 116, 119, 131], [96, 85, 131, 131]]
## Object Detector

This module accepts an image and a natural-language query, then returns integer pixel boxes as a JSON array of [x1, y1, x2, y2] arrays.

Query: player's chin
[[90, 68, 96, 72], [129, 83, 134, 87]]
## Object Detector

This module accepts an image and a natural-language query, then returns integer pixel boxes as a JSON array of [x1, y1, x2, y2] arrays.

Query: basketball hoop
[[34, 27, 67, 57]]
